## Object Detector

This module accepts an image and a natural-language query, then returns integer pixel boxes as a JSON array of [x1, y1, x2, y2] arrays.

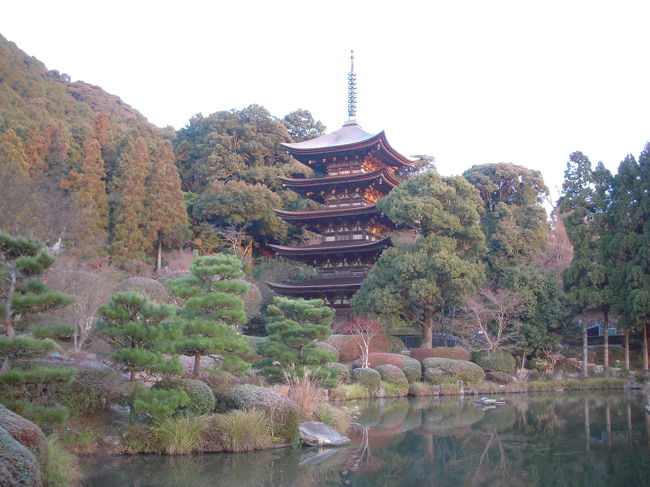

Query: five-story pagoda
[[266, 52, 416, 323]]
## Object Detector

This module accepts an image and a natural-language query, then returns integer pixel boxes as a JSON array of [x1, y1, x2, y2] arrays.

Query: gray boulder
[[299, 421, 351, 447]]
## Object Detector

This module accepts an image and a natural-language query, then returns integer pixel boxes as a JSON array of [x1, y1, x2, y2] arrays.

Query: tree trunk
[[423, 324, 433, 349], [641, 323, 648, 370], [603, 311, 609, 373], [581, 311, 589, 378], [193, 353, 202, 379], [624, 329, 630, 370], [156, 237, 163, 274], [3, 265, 16, 339], [130, 370, 136, 381], [584, 397, 590, 454]]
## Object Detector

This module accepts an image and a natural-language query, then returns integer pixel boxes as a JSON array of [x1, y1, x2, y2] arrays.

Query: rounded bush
[[422, 358, 485, 384], [486, 371, 516, 384], [353, 353, 421, 383], [155, 378, 215, 416], [411, 346, 470, 362], [375, 364, 407, 384], [472, 350, 516, 373], [315, 341, 339, 362], [0, 426, 42, 487], [408, 382, 435, 396], [327, 363, 350, 383], [351, 368, 381, 392]]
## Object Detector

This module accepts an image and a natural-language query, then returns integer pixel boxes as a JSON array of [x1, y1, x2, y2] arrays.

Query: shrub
[[327, 363, 350, 384], [422, 358, 486, 385], [32, 324, 75, 340], [213, 409, 272, 452], [375, 364, 408, 384], [54, 367, 126, 417], [330, 384, 370, 401], [314, 403, 352, 434], [131, 385, 189, 420], [120, 423, 157, 454], [150, 414, 211, 455], [383, 381, 409, 397], [43, 434, 82, 487], [351, 368, 381, 392], [353, 353, 421, 383], [485, 371, 516, 385], [1, 400, 69, 426], [155, 378, 215, 416], [472, 350, 516, 373], [329, 334, 405, 362], [411, 346, 470, 362], [438, 383, 462, 395], [408, 382, 436, 396]]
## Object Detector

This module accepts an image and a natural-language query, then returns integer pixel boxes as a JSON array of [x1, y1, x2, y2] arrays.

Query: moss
[[351, 368, 381, 392], [155, 378, 215, 416], [472, 350, 516, 373]]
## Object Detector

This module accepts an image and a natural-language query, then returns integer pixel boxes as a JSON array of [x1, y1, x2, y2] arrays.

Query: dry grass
[[314, 403, 353, 434], [212, 409, 272, 452], [150, 414, 212, 455], [285, 369, 324, 421]]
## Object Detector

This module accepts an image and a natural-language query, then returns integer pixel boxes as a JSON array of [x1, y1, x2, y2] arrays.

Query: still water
[[80, 391, 650, 487]]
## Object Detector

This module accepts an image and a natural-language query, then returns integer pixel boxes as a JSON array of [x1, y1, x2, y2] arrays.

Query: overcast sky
[[2, 0, 649, 200]]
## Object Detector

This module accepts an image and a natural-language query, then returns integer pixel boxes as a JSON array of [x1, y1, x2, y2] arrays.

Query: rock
[[0, 405, 47, 466], [351, 368, 381, 392], [422, 358, 486, 385], [299, 421, 351, 447], [375, 364, 408, 384], [411, 346, 471, 362], [0, 426, 42, 487], [353, 353, 421, 383]]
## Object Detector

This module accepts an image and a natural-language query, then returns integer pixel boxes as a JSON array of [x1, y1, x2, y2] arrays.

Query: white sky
[[2, 0, 649, 200]]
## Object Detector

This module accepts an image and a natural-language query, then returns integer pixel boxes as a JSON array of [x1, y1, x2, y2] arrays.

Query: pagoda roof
[[265, 277, 363, 295], [280, 168, 400, 190], [270, 237, 391, 258], [274, 204, 381, 224], [282, 121, 416, 168]]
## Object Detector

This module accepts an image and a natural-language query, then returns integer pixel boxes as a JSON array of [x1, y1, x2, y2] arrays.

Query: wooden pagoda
[[266, 52, 417, 323]]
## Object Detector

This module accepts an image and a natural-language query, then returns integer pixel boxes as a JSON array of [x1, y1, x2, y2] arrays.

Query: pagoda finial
[[347, 49, 357, 121]]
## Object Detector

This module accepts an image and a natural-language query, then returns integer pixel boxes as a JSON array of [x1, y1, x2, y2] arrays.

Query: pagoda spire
[[347, 50, 357, 122]]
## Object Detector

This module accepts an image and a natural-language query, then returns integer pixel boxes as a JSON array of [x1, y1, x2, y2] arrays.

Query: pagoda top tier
[[281, 121, 417, 170]]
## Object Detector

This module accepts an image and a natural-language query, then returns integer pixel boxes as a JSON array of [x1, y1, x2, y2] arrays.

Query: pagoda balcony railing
[[318, 269, 369, 279]]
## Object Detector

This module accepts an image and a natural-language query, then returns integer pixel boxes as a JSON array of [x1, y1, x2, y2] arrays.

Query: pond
[[80, 391, 650, 487]]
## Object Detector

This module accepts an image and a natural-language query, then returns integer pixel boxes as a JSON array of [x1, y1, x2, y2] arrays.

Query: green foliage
[[31, 324, 74, 340], [463, 163, 549, 277], [472, 349, 516, 373], [0, 366, 75, 386], [169, 254, 251, 378], [0, 336, 56, 360], [353, 171, 485, 347], [422, 357, 486, 384], [256, 297, 334, 382], [314, 403, 352, 434], [212, 409, 272, 452], [351, 367, 381, 392], [43, 434, 82, 487], [154, 378, 215, 416], [282, 109, 326, 142], [150, 414, 211, 455], [97, 291, 181, 379], [1, 400, 69, 426], [330, 384, 370, 401], [130, 385, 190, 421], [384, 381, 409, 397]]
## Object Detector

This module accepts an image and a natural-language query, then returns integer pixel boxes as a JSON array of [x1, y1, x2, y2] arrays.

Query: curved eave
[[270, 237, 391, 257], [265, 279, 363, 295], [274, 204, 381, 223], [282, 126, 416, 168], [280, 168, 400, 190]]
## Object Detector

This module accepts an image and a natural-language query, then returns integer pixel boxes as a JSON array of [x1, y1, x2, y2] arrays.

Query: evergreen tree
[[282, 109, 326, 142], [352, 171, 485, 348], [609, 146, 650, 370], [146, 140, 189, 272], [0, 128, 28, 176], [111, 137, 151, 267], [256, 297, 335, 382], [97, 292, 182, 381], [168, 254, 251, 378]]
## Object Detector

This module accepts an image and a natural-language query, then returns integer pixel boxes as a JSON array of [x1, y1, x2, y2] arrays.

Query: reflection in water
[[81, 392, 650, 487]]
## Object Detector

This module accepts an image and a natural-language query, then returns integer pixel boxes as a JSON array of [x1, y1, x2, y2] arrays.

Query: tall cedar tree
[[352, 171, 485, 348], [111, 137, 151, 266], [63, 138, 109, 251], [256, 297, 335, 382], [146, 140, 189, 272], [0, 129, 29, 176], [168, 254, 251, 378], [559, 152, 613, 375], [609, 146, 650, 370], [97, 292, 183, 381]]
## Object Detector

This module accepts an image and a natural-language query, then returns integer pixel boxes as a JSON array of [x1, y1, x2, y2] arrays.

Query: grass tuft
[[150, 414, 212, 455], [44, 434, 82, 487], [314, 403, 353, 434], [213, 409, 272, 452]]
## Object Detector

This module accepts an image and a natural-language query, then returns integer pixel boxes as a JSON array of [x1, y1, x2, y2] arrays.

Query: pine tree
[[111, 137, 151, 267], [168, 254, 250, 378], [0, 129, 28, 176], [146, 140, 189, 272], [256, 297, 334, 382]]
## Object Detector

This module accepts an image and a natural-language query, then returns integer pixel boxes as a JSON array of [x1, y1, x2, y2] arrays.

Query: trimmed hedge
[[422, 358, 485, 385], [472, 350, 516, 373], [351, 368, 381, 392], [375, 364, 408, 385], [327, 363, 350, 384], [353, 353, 421, 383], [154, 378, 215, 416], [328, 335, 405, 362], [411, 346, 470, 362]]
